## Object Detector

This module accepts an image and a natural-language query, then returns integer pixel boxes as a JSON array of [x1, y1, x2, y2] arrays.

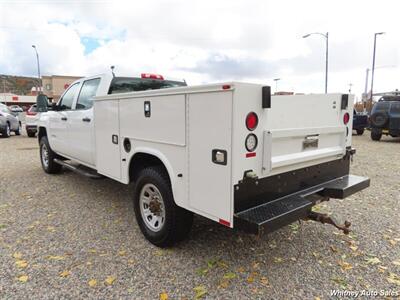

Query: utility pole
[[370, 32, 385, 101], [32, 45, 41, 93]]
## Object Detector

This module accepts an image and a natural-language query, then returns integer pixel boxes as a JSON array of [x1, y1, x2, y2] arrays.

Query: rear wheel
[[39, 136, 62, 174], [133, 166, 193, 247], [27, 131, 36, 137], [371, 129, 382, 141], [356, 129, 364, 135], [15, 122, 21, 136], [1, 123, 11, 138]]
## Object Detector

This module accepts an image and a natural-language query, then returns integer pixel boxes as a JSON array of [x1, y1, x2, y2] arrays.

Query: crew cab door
[[48, 83, 80, 155], [67, 78, 100, 167]]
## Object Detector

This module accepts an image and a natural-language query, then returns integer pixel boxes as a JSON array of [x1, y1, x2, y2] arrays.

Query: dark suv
[[370, 95, 400, 141]]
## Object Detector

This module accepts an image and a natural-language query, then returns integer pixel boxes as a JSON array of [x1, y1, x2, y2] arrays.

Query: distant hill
[[0, 75, 40, 95]]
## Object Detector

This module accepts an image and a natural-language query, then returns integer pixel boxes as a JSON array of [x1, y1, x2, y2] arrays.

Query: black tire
[[39, 136, 62, 174], [133, 166, 193, 247], [371, 129, 382, 141], [15, 122, 21, 135], [370, 112, 388, 128], [27, 131, 36, 137], [1, 122, 11, 138], [356, 129, 364, 135]]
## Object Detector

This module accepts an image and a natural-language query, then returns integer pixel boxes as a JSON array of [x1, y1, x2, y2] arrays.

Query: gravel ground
[[0, 132, 399, 299]]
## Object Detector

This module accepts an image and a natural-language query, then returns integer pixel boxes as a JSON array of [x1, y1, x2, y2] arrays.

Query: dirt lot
[[0, 132, 399, 299]]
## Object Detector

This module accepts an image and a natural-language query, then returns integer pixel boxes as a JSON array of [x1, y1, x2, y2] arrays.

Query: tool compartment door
[[94, 100, 121, 180], [188, 91, 233, 223]]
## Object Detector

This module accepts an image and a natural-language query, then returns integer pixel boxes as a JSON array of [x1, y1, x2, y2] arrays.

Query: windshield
[[0, 105, 11, 114], [108, 77, 186, 95], [371, 101, 390, 114]]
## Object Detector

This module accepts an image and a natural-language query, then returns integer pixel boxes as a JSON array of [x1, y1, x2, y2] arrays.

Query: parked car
[[25, 104, 40, 137], [352, 109, 368, 135], [0, 103, 21, 137], [370, 95, 400, 141], [9, 105, 23, 113]]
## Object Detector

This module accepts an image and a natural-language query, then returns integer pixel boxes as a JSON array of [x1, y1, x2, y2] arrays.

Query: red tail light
[[141, 73, 164, 80], [343, 112, 350, 125], [26, 111, 37, 116], [246, 112, 258, 131]]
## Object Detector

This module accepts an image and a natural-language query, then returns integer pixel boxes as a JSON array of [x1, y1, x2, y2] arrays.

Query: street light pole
[[303, 32, 329, 94], [32, 45, 41, 93], [273, 78, 281, 93], [370, 32, 385, 101]]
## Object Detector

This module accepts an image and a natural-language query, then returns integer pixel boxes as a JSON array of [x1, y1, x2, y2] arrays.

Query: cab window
[[59, 83, 79, 110], [76, 78, 101, 110]]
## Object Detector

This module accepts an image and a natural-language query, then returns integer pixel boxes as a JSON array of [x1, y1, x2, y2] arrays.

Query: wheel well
[[38, 127, 47, 142], [129, 153, 170, 184]]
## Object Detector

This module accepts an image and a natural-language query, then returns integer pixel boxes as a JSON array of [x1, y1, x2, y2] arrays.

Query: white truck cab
[[36, 73, 369, 247]]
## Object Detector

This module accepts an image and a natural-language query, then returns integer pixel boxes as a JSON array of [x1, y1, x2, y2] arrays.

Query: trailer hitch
[[307, 211, 351, 234]]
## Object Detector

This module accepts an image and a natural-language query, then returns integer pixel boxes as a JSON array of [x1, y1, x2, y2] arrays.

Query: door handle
[[82, 117, 91, 122], [61, 117, 67, 121]]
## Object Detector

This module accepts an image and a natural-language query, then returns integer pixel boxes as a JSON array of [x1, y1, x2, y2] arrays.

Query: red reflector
[[246, 152, 256, 158], [246, 112, 258, 131], [26, 111, 37, 116], [219, 219, 230, 227], [141, 73, 164, 80], [343, 112, 350, 125], [222, 84, 231, 90]]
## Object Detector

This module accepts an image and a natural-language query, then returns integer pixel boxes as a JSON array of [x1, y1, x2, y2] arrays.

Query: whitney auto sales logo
[[331, 289, 399, 298]]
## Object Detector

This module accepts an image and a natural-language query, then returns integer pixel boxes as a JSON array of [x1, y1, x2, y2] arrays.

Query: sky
[[0, 0, 399, 99]]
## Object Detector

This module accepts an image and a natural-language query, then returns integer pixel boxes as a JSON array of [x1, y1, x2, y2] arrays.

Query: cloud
[[0, 0, 399, 96]]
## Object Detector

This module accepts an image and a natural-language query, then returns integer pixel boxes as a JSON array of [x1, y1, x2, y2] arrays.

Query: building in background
[[42, 75, 82, 101]]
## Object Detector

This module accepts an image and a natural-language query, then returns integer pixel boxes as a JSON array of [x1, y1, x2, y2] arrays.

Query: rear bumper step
[[234, 174, 369, 234]]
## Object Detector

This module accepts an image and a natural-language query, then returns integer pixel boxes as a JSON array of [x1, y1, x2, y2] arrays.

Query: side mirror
[[36, 94, 49, 112]]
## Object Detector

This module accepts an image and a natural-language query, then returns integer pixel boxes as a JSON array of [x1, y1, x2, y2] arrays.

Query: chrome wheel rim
[[41, 143, 49, 168], [139, 183, 165, 232]]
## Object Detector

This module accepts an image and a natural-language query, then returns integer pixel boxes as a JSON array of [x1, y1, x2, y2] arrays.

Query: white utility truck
[[36, 72, 370, 247]]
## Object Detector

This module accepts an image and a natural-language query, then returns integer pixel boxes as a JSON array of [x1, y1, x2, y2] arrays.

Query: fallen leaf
[[387, 273, 400, 286], [105, 276, 116, 285], [218, 280, 229, 289], [273, 257, 283, 263], [389, 240, 397, 246], [338, 261, 353, 271], [47, 255, 65, 261], [247, 272, 258, 283], [193, 285, 207, 299], [217, 260, 228, 268], [223, 272, 236, 279], [88, 249, 97, 254], [128, 259, 135, 265], [237, 267, 245, 273], [160, 292, 168, 300], [154, 250, 164, 256], [378, 266, 387, 273], [290, 257, 297, 262], [349, 245, 358, 252], [15, 260, 28, 268], [88, 279, 97, 287], [47, 226, 56, 232], [365, 257, 381, 265], [207, 259, 217, 268], [59, 270, 71, 278], [332, 277, 348, 288], [118, 250, 127, 256], [330, 245, 338, 253], [393, 260, 400, 266], [315, 297, 321, 300], [18, 275, 28, 282], [196, 268, 208, 276], [13, 252, 22, 259], [260, 276, 269, 286], [0, 224, 6, 229]]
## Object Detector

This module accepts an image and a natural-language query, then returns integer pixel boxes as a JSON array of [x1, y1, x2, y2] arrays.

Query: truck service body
[[36, 73, 370, 246]]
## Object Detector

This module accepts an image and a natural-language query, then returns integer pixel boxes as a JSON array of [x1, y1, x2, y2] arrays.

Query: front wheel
[[27, 131, 36, 137], [356, 129, 364, 135], [371, 129, 382, 141], [1, 123, 11, 138], [15, 122, 21, 136], [39, 136, 62, 174], [133, 166, 193, 247]]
